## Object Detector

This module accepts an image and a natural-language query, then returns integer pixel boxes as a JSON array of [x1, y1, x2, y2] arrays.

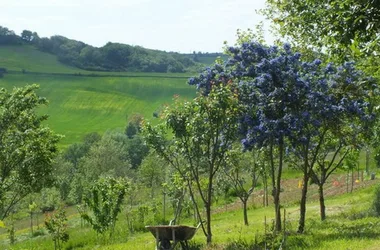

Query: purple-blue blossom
[[187, 41, 377, 152]]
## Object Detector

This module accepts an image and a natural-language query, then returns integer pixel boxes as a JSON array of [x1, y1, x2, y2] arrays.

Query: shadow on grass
[[65, 241, 85, 250]]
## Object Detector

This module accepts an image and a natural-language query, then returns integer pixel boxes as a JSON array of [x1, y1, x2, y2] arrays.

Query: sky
[[1, 0, 274, 53]]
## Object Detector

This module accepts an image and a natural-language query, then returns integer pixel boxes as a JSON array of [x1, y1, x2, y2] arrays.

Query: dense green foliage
[[0, 26, 22, 45], [55, 131, 146, 205], [263, 0, 380, 58], [0, 85, 60, 220]]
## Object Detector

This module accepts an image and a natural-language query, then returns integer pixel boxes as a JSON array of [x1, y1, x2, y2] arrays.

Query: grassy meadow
[[0, 45, 198, 146], [0, 45, 86, 74], [0, 73, 196, 146]]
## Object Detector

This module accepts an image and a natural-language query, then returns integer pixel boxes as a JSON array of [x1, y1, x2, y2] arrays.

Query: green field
[[0, 45, 197, 147], [0, 73, 196, 146]]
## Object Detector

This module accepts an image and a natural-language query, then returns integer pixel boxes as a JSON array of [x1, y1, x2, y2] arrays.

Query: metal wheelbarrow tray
[[145, 224, 200, 250]]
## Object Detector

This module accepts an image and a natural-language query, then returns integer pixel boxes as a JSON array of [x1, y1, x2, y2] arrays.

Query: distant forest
[[0, 26, 223, 73]]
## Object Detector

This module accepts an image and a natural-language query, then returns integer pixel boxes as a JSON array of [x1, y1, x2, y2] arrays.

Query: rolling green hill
[[0, 45, 87, 73], [0, 45, 197, 147]]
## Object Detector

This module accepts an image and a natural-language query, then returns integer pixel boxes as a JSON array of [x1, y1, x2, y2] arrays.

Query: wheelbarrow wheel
[[160, 239, 171, 250], [180, 241, 189, 249]]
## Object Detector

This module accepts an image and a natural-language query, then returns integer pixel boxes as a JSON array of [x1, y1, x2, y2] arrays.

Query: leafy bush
[[45, 208, 69, 250], [80, 177, 128, 238]]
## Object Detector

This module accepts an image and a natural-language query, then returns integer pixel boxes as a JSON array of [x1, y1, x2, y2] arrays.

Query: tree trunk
[[243, 199, 249, 226], [262, 172, 268, 207], [163, 191, 166, 222], [264, 176, 269, 207], [366, 146, 370, 175], [318, 184, 326, 221], [263, 188, 266, 207], [273, 188, 282, 232], [269, 142, 283, 232], [274, 143, 284, 232], [297, 174, 309, 233], [30, 211, 33, 234], [351, 168, 354, 193], [206, 173, 213, 245], [206, 204, 212, 244]]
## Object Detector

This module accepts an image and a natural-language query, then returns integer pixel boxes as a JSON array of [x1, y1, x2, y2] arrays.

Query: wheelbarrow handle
[[196, 221, 206, 229]]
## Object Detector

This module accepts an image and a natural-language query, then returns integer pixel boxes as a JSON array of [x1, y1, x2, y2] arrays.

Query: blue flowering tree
[[189, 41, 377, 233], [285, 60, 377, 232], [190, 42, 304, 232]]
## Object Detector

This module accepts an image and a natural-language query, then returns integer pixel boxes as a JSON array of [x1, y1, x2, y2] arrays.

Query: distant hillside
[[0, 45, 190, 78], [0, 73, 196, 147], [0, 26, 224, 73], [0, 45, 87, 73]]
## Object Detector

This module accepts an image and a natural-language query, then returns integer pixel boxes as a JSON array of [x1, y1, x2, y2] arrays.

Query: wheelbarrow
[[145, 222, 202, 250]]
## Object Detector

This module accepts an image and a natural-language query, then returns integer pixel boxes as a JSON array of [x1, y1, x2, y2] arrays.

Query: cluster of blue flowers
[[188, 63, 229, 96], [188, 42, 377, 152]]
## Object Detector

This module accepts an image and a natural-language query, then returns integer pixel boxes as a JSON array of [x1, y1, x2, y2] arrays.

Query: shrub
[[80, 177, 128, 238], [45, 208, 69, 250]]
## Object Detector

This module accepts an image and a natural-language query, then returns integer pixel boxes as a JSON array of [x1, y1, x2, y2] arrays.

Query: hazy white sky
[[1, 0, 273, 53]]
